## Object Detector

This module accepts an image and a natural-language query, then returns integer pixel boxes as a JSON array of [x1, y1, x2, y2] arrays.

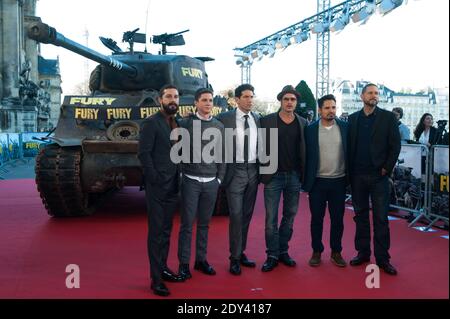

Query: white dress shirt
[[235, 108, 258, 163]]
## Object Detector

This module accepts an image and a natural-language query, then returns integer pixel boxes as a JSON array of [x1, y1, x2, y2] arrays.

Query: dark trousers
[[263, 171, 301, 258], [226, 164, 259, 260], [351, 173, 391, 263], [309, 177, 346, 253], [145, 177, 178, 285], [178, 176, 220, 264]]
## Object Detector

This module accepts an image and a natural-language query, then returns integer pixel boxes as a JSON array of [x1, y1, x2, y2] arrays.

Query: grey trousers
[[226, 164, 259, 260], [178, 176, 220, 264]]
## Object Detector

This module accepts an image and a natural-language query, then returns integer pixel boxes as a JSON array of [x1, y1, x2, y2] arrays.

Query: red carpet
[[0, 179, 448, 299]]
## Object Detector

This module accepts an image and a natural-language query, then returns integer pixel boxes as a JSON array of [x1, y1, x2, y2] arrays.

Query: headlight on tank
[[106, 121, 140, 141]]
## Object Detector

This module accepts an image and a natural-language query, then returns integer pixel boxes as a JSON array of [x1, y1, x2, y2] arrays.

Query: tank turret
[[28, 20, 210, 95]]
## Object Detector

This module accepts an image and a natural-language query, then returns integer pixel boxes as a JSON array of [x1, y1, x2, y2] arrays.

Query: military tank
[[28, 18, 229, 217]]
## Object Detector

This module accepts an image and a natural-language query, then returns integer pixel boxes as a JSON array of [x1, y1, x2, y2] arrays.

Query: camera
[[437, 120, 447, 128]]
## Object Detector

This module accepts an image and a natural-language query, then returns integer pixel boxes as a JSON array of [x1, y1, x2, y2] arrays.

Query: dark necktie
[[244, 115, 249, 163]]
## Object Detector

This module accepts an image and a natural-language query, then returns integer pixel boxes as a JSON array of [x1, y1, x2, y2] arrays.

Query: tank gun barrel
[[28, 21, 137, 78]]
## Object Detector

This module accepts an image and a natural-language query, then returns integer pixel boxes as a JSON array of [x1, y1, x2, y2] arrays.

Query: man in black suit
[[348, 83, 401, 275], [303, 94, 348, 268], [216, 84, 260, 275], [259, 85, 307, 272], [138, 84, 184, 297]]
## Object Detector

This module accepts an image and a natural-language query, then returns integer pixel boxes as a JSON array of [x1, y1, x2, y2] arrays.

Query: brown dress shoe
[[309, 252, 322, 267], [330, 252, 347, 267]]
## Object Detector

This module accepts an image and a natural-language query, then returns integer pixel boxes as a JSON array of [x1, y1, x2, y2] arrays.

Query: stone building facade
[[0, 0, 61, 133]]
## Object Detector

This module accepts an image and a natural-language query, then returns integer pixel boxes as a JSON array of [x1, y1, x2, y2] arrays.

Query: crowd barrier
[[389, 144, 449, 229], [0, 133, 50, 179], [424, 145, 449, 230]]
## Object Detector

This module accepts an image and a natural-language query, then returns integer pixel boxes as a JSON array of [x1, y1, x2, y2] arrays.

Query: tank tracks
[[35, 145, 93, 217]]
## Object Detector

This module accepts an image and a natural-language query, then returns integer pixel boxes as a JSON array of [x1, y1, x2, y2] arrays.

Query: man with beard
[[303, 94, 348, 268], [347, 83, 400, 275], [138, 84, 184, 297]]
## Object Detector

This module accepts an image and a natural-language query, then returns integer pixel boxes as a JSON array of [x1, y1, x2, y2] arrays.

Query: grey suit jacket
[[216, 109, 261, 187]]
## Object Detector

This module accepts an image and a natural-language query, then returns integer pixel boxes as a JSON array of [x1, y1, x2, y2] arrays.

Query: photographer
[[436, 120, 449, 145]]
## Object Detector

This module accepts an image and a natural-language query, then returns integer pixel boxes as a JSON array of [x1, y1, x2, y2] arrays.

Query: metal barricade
[[388, 144, 432, 227], [424, 145, 449, 230]]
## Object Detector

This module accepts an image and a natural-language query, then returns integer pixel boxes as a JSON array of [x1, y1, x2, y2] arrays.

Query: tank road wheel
[[35, 144, 93, 217]]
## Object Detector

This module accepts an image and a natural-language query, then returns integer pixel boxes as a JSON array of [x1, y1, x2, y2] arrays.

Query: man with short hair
[[217, 84, 260, 275], [259, 85, 307, 272], [177, 88, 226, 280], [138, 84, 185, 297], [392, 107, 410, 143], [348, 83, 401, 275], [303, 94, 348, 268]]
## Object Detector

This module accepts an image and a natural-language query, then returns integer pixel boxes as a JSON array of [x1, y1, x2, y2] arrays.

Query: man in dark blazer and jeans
[[259, 85, 307, 272], [348, 83, 401, 275], [138, 84, 185, 297], [303, 94, 348, 268], [217, 84, 260, 275]]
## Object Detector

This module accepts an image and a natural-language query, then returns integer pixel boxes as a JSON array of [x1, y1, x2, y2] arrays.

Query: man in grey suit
[[217, 84, 260, 275]]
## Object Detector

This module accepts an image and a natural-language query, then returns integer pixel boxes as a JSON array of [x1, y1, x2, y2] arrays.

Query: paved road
[[0, 158, 36, 180]]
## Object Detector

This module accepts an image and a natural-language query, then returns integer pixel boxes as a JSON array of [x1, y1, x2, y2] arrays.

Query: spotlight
[[311, 22, 329, 34], [378, 0, 403, 15], [351, 2, 376, 24], [275, 36, 290, 49], [291, 32, 309, 44], [330, 15, 349, 32], [251, 49, 262, 59]]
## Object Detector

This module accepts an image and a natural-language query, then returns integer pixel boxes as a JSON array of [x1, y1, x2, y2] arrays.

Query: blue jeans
[[263, 171, 302, 258]]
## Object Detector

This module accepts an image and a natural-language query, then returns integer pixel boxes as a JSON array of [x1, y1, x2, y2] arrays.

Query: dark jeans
[[178, 176, 220, 264], [351, 173, 391, 263], [309, 177, 346, 253], [145, 177, 178, 285], [263, 171, 302, 258]]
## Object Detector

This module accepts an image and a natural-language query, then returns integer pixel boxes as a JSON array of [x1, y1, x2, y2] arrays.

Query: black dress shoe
[[377, 261, 398, 275], [240, 254, 256, 268], [279, 253, 296, 267], [162, 269, 185, 282], [229, 260, 241, 275], [151, 282, 170, 297], [194, 260, 216, 275], [178, 263, 192, 280], [350, 254, 371, 266], [261, 257, 278, 272]]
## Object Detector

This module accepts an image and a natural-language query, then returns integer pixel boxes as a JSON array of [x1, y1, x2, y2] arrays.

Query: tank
[[28, 18, 229, 217]]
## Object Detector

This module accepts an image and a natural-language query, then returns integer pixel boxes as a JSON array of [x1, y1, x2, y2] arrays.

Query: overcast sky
[[36, 0, 449, 100]]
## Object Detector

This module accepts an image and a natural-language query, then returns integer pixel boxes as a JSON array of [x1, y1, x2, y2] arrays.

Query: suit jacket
[[138, 111, 179, 196], [348, 107, 401, 178], [216, 109, 261, 187], [259, 112, 307, 185], [303, 119, 348, 192]]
